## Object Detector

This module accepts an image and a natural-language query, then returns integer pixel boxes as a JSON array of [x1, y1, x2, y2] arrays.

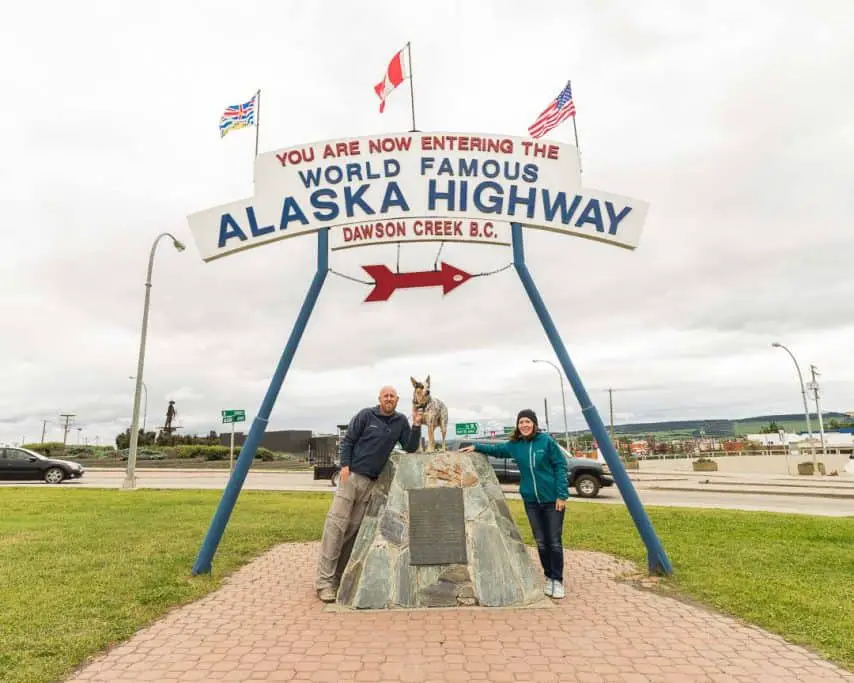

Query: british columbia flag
[[219, 94, 257, 138]]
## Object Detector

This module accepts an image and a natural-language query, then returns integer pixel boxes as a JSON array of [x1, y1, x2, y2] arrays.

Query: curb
[[645, 485, 854, 500], [702, 479, 854, 490]]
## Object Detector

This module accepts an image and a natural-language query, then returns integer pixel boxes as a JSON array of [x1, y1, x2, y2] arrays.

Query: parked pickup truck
[[329, 443, 615, 498], [458, 440, 614, 498]]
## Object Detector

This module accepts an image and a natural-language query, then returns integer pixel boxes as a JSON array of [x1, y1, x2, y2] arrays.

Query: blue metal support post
[[192, 229, 330, 575], [510, 223, 672, 575]]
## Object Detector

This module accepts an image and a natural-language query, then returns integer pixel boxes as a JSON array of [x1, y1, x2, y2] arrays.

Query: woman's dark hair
[[508, 409, 539, 442], [508, 426, 541, 442]]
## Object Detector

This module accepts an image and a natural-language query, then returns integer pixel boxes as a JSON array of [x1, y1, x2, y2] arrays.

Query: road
[[3, 469, 852, 517]]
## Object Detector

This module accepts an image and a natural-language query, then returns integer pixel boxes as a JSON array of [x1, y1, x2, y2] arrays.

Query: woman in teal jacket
[[461, 409, 569, 598]]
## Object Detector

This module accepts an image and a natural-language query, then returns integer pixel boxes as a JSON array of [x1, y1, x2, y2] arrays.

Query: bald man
[[315, 385, 422, 602]]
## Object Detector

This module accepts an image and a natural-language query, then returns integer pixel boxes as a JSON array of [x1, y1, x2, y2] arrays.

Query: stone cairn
[[336, 450, 543, 609]]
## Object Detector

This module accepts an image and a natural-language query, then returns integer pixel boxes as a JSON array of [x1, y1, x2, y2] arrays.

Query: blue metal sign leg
[[510, 223, 672, 575], [192, 229, 330, 575]]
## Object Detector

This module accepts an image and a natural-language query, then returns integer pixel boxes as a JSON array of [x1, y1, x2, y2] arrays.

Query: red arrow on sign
[[361, 262, 473, 302]]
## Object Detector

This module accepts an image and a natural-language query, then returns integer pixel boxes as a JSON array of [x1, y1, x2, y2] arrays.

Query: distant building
[[745, 432, 854, 450], [630, 441, 648, 456]]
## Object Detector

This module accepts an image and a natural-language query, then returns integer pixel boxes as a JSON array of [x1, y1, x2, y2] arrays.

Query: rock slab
[[336, 451, 543, 609]]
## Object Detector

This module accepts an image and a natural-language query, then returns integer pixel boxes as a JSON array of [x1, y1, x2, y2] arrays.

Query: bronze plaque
[[408, 487, 467, 565]]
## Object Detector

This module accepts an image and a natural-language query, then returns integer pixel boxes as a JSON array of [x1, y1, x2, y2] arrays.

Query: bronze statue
[[164, 400, 177, 432]]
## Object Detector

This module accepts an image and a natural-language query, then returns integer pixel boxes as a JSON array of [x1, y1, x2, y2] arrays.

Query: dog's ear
[[410, 376, 418, 388], [425, 375, 431, 388]]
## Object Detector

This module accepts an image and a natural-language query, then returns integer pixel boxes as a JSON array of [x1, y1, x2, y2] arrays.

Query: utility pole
[[608, 388, 615, 442], [809, 365, 827, 460], [41, 419, 48, 443], [543, 397, 550, 432], [60, 414, 75, 448]]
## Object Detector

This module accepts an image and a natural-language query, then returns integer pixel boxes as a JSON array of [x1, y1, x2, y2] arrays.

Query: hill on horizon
[[570, 412, 850, 439]]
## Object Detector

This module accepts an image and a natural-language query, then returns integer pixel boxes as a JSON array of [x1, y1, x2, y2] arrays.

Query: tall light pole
[[771, 342, 816, 471], [124, 232, 185, 490], [533, 359, 570, 450], [129, 376, 148, 433]]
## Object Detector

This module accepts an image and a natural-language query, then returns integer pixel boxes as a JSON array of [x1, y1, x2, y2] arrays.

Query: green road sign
[[503, 426, 514, 435], [221, 409, 246, 424], [455, 422, 478, 436]]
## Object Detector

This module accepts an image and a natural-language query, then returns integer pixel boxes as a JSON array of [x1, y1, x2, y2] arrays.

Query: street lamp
[[770, 342, 817, 471], [532, 359, 570, 451], [124, 232, 185, 490], [129, 376, 148, 432]]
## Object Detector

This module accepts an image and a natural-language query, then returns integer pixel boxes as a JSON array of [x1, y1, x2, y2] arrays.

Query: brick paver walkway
[[67, 542, 854, 682]]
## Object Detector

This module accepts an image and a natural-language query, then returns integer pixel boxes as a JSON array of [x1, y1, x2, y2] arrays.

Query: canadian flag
[[374, 47, 408, 113]]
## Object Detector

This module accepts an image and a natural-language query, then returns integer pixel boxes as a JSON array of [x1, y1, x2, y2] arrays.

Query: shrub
[[22, 442, 66, 457], [65, 446, 98, 459], [92, 447, 118, 458], [171, 445, 225, 459], [256, 448, 274, 462], [797, 461, 826, 476], [100, 444, 280, 462]]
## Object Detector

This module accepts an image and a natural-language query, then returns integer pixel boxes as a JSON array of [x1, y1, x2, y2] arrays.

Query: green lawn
[[0, 488, 852, 683]]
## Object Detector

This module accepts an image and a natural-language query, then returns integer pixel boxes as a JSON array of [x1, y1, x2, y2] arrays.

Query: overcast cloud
[[2, 0, 853, 447]]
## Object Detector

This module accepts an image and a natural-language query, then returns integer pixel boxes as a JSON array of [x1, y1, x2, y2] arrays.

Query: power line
[[433, 241, 445, 270], [329, 268, 373, 285]]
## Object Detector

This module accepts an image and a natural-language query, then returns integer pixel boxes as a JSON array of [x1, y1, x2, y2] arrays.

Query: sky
[[2, 0, 853, 447]]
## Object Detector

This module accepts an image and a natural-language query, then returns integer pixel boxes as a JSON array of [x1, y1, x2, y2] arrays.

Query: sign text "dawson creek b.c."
[[187, 132, 649, 262]]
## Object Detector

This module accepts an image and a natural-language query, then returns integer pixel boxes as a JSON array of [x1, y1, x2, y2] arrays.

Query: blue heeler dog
[[410, 376, 449, 452]]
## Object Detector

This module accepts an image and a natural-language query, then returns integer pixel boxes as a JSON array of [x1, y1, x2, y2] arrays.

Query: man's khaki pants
[[315, 472, 375, 591]]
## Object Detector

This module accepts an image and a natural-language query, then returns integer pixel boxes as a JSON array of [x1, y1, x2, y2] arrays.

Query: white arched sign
[[187, 132, 648, 262]]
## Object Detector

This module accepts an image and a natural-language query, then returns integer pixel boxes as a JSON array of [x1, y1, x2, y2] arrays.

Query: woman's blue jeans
[[524, 500, 565, 582]]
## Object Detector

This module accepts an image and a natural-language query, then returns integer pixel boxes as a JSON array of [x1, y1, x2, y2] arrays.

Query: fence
[[309, 435, 339, 480]]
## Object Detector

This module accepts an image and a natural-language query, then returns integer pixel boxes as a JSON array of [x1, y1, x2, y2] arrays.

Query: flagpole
[[254, 88, 261, 158], [406, 42, 417, 132], [569, 80, 582, 175]]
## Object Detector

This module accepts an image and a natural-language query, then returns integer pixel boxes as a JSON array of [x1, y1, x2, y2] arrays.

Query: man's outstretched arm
[[399, 411, 423, 452]]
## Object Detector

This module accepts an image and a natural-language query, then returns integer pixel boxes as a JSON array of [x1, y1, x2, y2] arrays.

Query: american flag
[[220, 94, 257, 138], [527, 81, 576, 139]]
